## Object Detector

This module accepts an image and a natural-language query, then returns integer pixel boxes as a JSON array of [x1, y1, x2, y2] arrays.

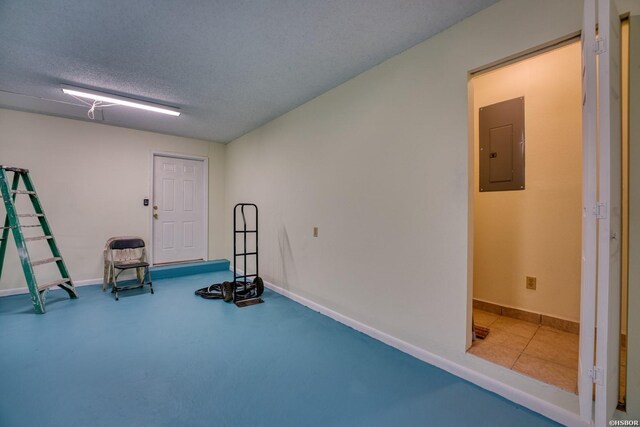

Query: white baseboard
[[0, 277, 102, 298], [246, 271, 587, 427]]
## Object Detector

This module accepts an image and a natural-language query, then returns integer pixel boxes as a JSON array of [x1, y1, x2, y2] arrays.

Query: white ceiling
[[0, 0, 497, 143]]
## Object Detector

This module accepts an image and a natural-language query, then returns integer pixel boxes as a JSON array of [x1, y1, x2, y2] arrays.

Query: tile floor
[[469, 309, 579, 393]]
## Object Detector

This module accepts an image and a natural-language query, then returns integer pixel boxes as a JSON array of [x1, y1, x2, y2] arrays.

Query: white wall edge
[[245, 270, 589, 427], [0, 277, 102, 298], [73, 278, 103, 287]]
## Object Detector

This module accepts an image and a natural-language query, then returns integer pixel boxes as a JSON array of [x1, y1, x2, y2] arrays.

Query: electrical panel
[[479, 97, 525, 192]]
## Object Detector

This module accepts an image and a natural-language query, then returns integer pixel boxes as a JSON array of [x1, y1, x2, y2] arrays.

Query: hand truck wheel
[[222, 281, 234, 303], [253, 277, 264, 297]]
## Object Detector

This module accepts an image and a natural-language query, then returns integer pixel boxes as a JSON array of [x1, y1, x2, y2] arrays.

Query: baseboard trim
[[0, 278, 102, 298], [1, 259, 232, 298], [0, 286, 32, 298], [258, 276, 586, 427], [473, 298, 580, 334]]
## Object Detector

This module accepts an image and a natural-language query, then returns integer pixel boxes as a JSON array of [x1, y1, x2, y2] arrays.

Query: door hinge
[[595, 36, 607, 55], [593, 202, 607, 219], [588, 366, 604, 384]]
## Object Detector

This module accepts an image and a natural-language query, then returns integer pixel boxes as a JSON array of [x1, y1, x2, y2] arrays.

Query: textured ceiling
[[0, 0, 497, 143]]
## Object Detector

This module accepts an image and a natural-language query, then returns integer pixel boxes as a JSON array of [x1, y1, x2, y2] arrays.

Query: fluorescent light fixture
[[62, 85, 180, 117]]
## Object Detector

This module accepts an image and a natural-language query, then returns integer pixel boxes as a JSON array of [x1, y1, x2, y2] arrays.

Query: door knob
[[153, 205, 158, 210], [153, 213, 159, 219]]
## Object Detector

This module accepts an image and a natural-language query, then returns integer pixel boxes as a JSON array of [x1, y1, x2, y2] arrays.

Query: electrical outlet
[[526, 276, 537, 290], [313, 227, 319, 237]]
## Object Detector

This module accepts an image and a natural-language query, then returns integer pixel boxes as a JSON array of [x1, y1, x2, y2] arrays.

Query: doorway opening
[[151, 153, 208, 266], [467, 40, 583, 393]]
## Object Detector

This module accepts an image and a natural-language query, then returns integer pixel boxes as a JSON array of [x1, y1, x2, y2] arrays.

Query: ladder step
[[38, 278, 72, 291], [0, 166, 29, 173], [0, 166, 77, 313], [24, 235, 53, 242], [31, 257, 62, 267]]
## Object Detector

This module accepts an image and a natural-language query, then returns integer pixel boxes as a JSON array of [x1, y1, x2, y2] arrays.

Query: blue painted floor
[[0, 271, 559, 427]]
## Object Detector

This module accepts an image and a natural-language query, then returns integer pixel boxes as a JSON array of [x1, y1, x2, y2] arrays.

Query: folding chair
[[107, 238, 154, 301]]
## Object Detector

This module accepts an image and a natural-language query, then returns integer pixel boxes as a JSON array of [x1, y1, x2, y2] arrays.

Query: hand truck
[[223, 203, 264, 306], [194, 203, 264, 306]]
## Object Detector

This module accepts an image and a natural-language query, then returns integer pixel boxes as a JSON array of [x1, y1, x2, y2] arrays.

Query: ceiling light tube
[[62, 85, 180, 116]]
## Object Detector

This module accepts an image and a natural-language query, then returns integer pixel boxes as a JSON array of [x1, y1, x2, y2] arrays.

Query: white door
[[578, 0, 598, 421], [153, 155, 206, 264], [595, 0, 622, 425]]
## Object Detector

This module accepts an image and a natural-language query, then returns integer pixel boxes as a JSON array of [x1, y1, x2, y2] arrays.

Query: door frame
[[149, 151, 209, 266], [465, 29, 601, 424], [578, 0, 598, 421], [594, 0, 623, 424]]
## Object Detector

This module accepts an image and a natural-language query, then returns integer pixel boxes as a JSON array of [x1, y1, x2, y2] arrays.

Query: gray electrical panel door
[[479, 97, 525, 192]]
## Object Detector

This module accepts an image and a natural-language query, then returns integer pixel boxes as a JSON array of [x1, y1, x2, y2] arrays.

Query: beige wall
[[618, 1, 640, 16], [472, 42, 582, 322], [0, 109, 226, 290], [225, 0, 587, 414]]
